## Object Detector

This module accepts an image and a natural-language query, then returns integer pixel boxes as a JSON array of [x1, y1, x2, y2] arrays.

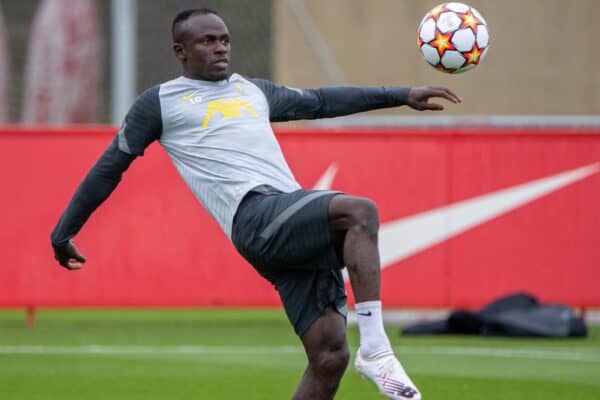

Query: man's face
[[174, 13, 231, 81]]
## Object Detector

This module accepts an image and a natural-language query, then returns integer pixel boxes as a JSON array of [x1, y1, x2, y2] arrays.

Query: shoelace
[[376, 357, 399, 376]]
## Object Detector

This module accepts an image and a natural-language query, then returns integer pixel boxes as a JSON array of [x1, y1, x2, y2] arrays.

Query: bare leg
[[292, 307, 349, 400], [328, 194, 390, 356], [328, 195, 422, 400], [328, 195, 381, 303]]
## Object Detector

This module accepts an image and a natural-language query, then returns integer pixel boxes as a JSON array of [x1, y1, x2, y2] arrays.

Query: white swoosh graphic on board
[[314, 162, 600, 273]]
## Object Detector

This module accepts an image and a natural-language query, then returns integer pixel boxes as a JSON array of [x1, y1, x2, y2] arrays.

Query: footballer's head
[[172, 9, 230, 81]]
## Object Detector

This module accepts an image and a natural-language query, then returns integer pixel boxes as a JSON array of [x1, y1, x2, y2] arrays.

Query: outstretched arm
[[51, 85, 162, 270], [249, 79, 461, 121], [51, 139, 136, 269]]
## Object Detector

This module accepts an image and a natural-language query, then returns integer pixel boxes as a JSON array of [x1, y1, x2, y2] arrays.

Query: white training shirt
[[50, 73, 409, 246], [156, 75, 301, 237]]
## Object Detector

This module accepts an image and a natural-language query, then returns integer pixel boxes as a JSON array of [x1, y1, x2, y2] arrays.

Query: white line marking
[[394, 346, 600, 363], [0, 345, 301, 356], [0, 345, 598, 363]]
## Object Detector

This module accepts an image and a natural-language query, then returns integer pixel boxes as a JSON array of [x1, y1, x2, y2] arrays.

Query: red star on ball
[[431, 30, 455, 57], [429, 4, 447, 20], [464, 44, 483, 66], [460, 10, 480, 33]]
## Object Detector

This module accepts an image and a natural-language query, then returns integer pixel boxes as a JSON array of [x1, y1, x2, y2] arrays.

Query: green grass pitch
[[1, 309, 598, 399]]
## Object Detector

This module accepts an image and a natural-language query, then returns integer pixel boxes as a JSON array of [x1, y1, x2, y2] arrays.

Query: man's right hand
[[53, 240, 87, 270]]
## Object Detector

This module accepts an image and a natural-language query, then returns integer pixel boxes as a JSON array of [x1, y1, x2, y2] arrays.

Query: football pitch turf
[[0, 309, 598, 399]]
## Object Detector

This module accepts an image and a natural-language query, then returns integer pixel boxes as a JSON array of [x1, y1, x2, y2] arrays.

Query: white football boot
[[355, 351, 421, 400]]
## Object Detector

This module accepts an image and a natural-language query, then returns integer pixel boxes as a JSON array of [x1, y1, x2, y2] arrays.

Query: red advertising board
[[1, 126, 599, 308]]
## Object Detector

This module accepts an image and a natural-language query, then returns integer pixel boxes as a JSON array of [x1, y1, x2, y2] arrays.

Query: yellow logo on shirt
[[202, 98, 258, 128], [183, 90, 202, 104], [233, 83, 246, 95]]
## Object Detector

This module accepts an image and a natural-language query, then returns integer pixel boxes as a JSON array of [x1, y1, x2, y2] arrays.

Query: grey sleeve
[[50, 86, 163, 246], [117, 85, 163, 155], [50, 138, 137, 246], [249, 78, 410, 122]]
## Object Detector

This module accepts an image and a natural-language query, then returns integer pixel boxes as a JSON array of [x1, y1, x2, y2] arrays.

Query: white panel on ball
[[437, 12, 462, 33], [420, 44, 441, 65], [441, 50, 466, 70], [419, 19, 437, 42], [445, 2, 470, 13], [476, 25, 489, 48], [452, 28, 476, 52]]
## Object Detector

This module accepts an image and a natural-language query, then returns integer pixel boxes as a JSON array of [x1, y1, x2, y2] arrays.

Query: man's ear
[[173, 43, 186, 61]]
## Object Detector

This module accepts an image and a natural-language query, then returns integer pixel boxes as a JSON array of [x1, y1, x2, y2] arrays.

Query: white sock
[[355, 300, 393, 359]]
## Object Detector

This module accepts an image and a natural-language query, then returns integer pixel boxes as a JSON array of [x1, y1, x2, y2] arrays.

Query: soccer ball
[[417, 2, 490, 74]]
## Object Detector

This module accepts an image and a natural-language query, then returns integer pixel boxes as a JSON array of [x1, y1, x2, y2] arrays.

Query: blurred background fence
[[0, 0, 598, 124], [0, 0, 273, 123]]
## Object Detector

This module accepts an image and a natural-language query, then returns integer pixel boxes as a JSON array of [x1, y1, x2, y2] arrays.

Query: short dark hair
[[171, 8, 218, 42]]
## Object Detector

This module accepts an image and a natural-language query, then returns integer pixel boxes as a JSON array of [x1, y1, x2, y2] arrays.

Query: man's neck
[[182, 72, 228, 82]]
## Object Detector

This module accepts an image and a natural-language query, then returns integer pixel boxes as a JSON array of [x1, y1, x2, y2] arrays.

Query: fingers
[[73, 253, 87, 263], [422, 102, 444, 111], [53, 241, 87, 270], [412, 86, 462, 111], [60, 257, 85, 270], [65, 241, 86, 262], [429, 86, 462, 104], [66, 259, 84, 270], [442, 88, 462, 104]]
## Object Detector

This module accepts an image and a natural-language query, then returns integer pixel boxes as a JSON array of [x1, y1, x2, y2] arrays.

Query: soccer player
[[51, 8, 460, 400]]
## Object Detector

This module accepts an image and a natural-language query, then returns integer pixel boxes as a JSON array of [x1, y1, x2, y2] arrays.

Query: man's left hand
[[407, 86, 462, 111]]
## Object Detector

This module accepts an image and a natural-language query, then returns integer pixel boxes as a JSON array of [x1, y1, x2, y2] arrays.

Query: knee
[[348, 198, 379, 236], [311, 342, 350, 380]]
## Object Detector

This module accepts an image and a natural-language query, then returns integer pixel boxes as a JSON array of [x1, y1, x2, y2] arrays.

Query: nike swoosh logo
[[357, 311, 372, 316], [313, 163, 339, 190], [314, 162, 600, 276]]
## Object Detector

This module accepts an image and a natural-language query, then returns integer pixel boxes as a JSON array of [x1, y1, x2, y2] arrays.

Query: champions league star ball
[[417, 2, 490, 74]]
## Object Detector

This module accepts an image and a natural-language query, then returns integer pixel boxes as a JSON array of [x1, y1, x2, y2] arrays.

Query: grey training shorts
[[231, 185, 347, 336]]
